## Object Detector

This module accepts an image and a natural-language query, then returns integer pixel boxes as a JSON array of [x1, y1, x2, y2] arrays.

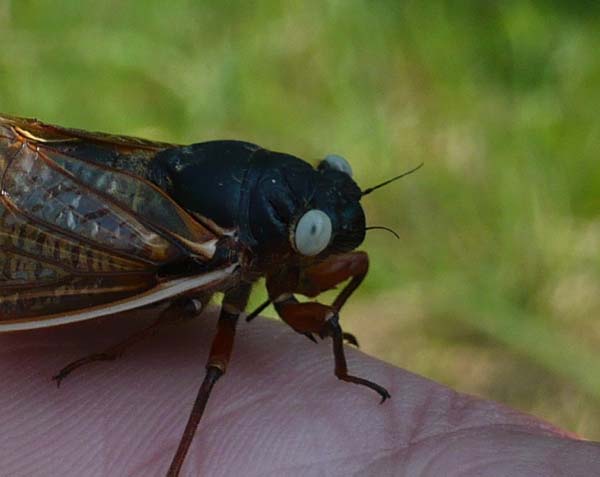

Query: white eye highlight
[[323, 154, 353, 177], [294, 209, 332, 256]]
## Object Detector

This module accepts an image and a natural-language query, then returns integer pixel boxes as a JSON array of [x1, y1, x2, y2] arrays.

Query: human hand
[[1, 308, 599, 476]]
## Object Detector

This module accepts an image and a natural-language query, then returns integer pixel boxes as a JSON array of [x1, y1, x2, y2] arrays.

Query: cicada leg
[[266, 251, 390, 402], [302, 251, 370, 347], [273, 296, 390, 403], [52, 298, 203, 387], [167, 283, 251, 477]]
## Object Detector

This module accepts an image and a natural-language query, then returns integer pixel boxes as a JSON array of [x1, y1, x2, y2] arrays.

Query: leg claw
[[342, 332, 359, 347], [51, 373, 64, 388], [303, 332, 318, 343], [51, 352, 118, 387]]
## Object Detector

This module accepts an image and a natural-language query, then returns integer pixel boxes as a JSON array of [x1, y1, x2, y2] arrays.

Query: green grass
[[1, 0, 599, 438]]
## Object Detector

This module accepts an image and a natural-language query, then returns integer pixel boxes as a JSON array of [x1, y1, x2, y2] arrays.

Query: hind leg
[[52, 298, 203, 386]]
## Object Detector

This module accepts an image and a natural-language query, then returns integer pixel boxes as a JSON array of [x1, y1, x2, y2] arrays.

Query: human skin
[[1, 308, 599, 477]]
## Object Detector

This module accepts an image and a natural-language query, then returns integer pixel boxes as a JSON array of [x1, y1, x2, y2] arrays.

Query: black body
[[150, 140, 366, 267]]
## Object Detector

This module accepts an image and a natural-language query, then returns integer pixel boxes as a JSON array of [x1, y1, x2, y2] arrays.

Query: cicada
[[0, 114, 415, 476]]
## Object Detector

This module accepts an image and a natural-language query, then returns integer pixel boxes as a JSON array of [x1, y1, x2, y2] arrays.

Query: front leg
[[245, 251, 367, 329], [263, 251, 368, 345], [274, 296, 390, 402], [297, 251, 369, 312], [266, 252, 390, 402]]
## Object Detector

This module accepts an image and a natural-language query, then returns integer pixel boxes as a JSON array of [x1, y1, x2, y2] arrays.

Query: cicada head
[[247, 150, 365, 264]]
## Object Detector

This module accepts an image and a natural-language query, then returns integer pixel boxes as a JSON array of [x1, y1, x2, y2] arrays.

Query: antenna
[[361, 162, 423, 196]]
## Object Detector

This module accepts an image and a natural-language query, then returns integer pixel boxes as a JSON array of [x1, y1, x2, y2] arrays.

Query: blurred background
[[1, 1, 599, 438]]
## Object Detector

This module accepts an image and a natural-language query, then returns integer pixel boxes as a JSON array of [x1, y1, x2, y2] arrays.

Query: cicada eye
[[293, 209, 332, 256], [320, 154, 353, 177]]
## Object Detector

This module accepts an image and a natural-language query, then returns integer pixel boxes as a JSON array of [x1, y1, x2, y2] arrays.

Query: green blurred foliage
[[1, 0, 599, 437]]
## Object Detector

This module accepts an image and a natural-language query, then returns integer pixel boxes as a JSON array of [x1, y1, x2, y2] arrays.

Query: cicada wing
[[0, 114, 176, 153], [2, 141, 184, 264], [0, 116, 222, 325], [0, 199, 161, 321], [0, 115, 217, 256], [0, 263, 237, 331]]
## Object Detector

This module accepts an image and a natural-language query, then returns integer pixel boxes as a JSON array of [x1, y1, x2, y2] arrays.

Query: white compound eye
[[323, 154, 353, 177], [294, 209, 332, 256]]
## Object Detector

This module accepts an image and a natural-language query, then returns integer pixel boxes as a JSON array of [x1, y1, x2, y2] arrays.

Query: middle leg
[[167, 282, 251, 477]]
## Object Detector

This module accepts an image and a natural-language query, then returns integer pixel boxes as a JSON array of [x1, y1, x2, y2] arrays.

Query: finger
[[1, 308, 598, 477]]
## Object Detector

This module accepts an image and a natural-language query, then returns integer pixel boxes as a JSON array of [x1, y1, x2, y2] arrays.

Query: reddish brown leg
[[246, 252, 367, 344], [52, 299, 201, 387], [299, 251, 368, 311], [266, 252, 389, 401], [167, 284, 251, 477], [274, 297, 390, 402], [266, 251, 367, 346], [324, 313, 390, 403]]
